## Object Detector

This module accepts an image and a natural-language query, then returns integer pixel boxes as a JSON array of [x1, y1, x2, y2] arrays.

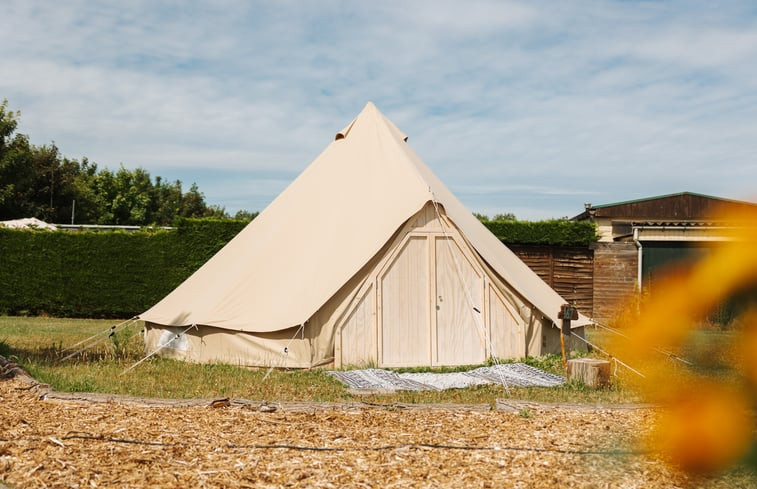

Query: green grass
[[1, 316, 650, 405]]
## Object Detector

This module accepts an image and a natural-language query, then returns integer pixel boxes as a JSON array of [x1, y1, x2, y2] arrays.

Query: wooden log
[[567, 358, 611, 388]]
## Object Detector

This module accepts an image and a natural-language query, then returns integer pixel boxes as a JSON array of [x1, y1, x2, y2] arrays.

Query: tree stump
[[567, 358, 611, 388]]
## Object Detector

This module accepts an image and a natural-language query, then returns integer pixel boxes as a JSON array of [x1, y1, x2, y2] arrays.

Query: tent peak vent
[[335, 119, 354, 141], [335, 102, 408, 142]]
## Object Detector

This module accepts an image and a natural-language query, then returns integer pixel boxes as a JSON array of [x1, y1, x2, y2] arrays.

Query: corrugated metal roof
[[589, 191, 753, 210], [573, 191, 757, 221]]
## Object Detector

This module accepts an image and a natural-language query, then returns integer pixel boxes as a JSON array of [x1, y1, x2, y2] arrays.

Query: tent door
[[376, 232, 486, 367], [377, 235, 431, 367], [433, 236, 486, 366]]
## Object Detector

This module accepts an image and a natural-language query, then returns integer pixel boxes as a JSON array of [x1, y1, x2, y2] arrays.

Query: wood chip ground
[[0, 378, 752, 488]]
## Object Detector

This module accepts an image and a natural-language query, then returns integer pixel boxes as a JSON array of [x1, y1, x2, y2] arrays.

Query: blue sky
[[2, 1, 756, 219]]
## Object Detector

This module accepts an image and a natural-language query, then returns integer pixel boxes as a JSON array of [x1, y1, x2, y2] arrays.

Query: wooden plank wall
[[509, 243, 639, 322], [508, 245, 594, 315], [590, 242, 638, 321]]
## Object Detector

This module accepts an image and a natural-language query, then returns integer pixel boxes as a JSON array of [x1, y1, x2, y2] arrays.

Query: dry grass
[[2, 377, 754, 488]]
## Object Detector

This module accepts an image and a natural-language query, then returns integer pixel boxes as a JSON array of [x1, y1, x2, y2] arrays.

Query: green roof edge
[[589, 191, 756, 210]]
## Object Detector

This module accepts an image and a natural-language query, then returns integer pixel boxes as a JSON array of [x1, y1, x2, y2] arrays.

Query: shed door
[[434, 236, 486, 365]]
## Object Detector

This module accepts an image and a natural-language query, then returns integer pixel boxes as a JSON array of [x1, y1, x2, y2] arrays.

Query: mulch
[[0, 357, 748, 488]]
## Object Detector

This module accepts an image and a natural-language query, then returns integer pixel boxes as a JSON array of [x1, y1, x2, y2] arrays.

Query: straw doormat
[[0, 363, 748, 487]]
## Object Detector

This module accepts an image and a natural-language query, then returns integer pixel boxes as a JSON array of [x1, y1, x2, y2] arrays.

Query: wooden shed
[[572, 192, 757, 320]]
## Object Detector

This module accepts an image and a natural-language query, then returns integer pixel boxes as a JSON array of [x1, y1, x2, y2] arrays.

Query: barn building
[[573, 192, 757, 320]]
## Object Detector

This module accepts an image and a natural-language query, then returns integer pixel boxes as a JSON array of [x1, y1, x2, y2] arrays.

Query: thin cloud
[[1, 0, 756, 219]]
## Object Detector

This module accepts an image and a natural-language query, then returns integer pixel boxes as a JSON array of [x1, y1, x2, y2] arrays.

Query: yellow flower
[[736, 308, 757, 389], [610, 207, 757, 472], [649, 381, 754, 474]]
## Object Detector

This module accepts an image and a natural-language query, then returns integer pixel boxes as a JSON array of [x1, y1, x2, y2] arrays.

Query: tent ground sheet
[[328, 363, 565, 391]]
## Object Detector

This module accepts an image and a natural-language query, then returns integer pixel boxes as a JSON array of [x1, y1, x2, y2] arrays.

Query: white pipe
[[632, 225, 736, 232], [633, 227, 642, 292]]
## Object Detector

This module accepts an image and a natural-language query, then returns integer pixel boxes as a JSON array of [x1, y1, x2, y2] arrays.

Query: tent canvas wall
[[140, 103, 589, 368]]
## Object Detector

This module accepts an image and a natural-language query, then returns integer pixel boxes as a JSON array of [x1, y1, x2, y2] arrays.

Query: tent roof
[[140, 102, 589, 331]]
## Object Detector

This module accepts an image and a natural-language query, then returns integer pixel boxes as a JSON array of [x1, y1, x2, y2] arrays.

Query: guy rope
[[60, 317, 139, 362]]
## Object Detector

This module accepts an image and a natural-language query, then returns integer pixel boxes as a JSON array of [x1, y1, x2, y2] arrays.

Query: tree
[[233, 209, 259, 221], [0, 99, 18, 144], [204, 204, 229, 219], [179, 183, 207, 218], [177, 183, 228, 220], [69, 157, 100, 224], [0, 99, 34, 219], [27, 143, 67, 221], [493, 212, 517, 221], [151, 176, 183, 226], [0, 100, 244, 225], [109, 165, 153, 224]]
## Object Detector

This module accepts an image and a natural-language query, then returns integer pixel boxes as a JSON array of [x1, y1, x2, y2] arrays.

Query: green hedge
[[483, 219, 597, 246], [173, 218, 249, 270], [0, 217, 594, 318], [0, 219, 249, 318]]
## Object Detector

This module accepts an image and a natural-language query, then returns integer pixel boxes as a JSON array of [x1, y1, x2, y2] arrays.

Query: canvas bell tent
[[140, 102, 590, 368]]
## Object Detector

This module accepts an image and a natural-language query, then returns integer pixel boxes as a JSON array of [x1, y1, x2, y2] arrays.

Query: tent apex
[[335, 102, 408, 143]]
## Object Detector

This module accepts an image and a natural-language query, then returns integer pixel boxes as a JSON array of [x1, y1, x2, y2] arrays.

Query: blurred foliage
[[606, 207, 757, 475]]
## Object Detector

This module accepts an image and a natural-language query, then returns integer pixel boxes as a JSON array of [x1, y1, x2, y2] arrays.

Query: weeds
[[518, 408, 533, 418]]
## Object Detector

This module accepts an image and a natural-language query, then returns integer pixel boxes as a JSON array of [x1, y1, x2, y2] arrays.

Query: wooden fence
[[508, 245, 594, 315]]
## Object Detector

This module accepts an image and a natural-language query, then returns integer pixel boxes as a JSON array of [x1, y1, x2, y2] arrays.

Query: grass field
[[0, 315, 700, 405]]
